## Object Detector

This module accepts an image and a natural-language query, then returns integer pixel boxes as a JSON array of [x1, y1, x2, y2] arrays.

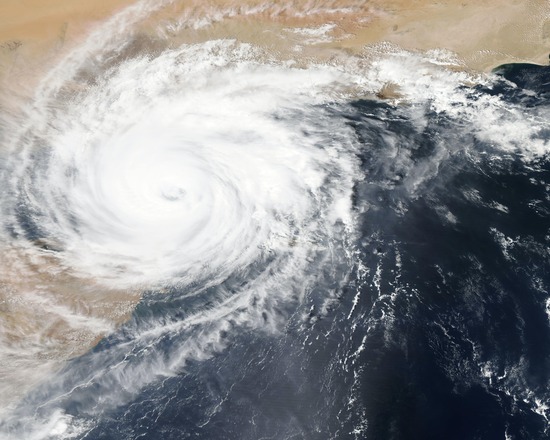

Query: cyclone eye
[[161, 185, 186, 201]]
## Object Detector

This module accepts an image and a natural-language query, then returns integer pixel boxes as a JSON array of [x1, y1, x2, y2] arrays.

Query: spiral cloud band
[[5, 41, 362, 289], [0, 40, 369, 437]]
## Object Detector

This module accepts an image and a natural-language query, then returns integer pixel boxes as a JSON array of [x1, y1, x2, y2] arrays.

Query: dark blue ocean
[[3, 62, 550, 440]]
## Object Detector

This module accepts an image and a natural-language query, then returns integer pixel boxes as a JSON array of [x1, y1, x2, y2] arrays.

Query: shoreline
[[1, 0, 549, 90]]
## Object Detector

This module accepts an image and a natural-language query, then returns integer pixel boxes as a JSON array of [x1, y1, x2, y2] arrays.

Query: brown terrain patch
[[1, 0, 550, 88]]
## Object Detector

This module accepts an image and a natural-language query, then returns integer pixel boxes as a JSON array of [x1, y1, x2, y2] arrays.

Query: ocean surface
[[0, 6, 549, 440]]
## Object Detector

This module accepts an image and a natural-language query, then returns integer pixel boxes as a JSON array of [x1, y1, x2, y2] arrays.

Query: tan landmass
[[1, 0, 549, 87], [0, 0, 142, 119], [82, 0, 550, 71], [0, 246, 141, 412], [1, 0, 549, 413]]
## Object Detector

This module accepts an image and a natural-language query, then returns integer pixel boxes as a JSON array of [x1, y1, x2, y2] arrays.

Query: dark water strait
[[1, 36, 550, 440]]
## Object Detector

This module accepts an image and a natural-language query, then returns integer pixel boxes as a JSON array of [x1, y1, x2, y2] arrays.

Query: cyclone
[[2, 2, 550, 440], [3, 41, 361, 289], [0, 33, 366, 438]]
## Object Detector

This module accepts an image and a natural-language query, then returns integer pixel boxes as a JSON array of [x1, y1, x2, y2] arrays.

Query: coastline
[[1, 0, 549, 87]]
